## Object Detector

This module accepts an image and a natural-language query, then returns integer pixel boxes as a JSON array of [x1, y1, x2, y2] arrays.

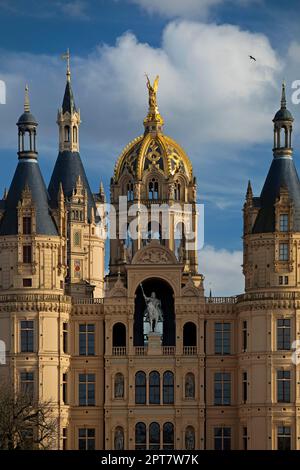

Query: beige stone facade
[[0, 75, 299, 451]]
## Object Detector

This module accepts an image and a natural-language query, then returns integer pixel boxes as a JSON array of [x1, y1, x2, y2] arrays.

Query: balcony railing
[[205, 296, 237, 304], [183, 346, 197, 355], [112, 347, 126, 356], [135, 347, 147, 356], [73, 298, 104, 305], [162, 346, 175, 355]]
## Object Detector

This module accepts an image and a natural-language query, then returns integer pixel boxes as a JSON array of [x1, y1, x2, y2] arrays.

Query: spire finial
[[61, 48, 71, 82], [143, 74, 164, 131], [281, 80, 286, 109], [24, 84, 30, 113]]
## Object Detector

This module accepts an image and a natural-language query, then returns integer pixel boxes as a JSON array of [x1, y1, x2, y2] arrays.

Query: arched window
[[127, 182, 134, 201], [73, 126, 78, 143], [149, 422, 160, 450], [163, 371, 174, 404], [185, 373, 195, 399], [185, 426, 195, 450], [148, 179, 159, 200], [114, 373, 124, 399], [149, 371, 160, 404], [174, 181, 181, 201], [64, 125, 70, 142], [24, 130, 31, 151], [135, 422, 146, 450], [112, 323, 126, 347], [114, 427, 124, 450], [144, 221, 162, 245], [135, 371, 146, 404], [183, 322, 197, 347], [163, 423, 174, 450]]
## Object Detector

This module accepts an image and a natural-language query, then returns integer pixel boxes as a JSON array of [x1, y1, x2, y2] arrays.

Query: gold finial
[[61, 48, 71, 82], [24, 84, 30, 113], [144, 74, 164, 130]]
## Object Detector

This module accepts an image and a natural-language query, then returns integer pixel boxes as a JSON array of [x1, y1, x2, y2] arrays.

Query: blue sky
[[0, 0, 300, 294]]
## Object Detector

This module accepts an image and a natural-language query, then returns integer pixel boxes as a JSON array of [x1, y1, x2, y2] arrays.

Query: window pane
[[135, 422, 146, 450], [149, 422, 160, 449], [135, 372, 146, 404], [163, 422, 174, 450], [149, 371, 160, 404]]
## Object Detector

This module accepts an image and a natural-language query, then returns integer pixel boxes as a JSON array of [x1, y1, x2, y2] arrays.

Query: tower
[[109, 75, 199, 283], [240, 83, 299, 449], [103, 76, 205, 450], [48, 52, 105, 298], [0, 87, 71, 448]]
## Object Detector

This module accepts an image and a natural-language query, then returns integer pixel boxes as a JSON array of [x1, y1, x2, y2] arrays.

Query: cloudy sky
[[0, 0, 300, 295]]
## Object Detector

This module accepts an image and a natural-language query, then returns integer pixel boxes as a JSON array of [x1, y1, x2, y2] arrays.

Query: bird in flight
[[249, 55, 256, 61]]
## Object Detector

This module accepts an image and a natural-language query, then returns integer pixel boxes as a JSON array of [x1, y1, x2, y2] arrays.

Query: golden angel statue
[[145, 74, 159, 110]]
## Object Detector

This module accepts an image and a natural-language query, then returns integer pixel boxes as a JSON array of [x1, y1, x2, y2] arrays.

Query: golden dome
[[113, 75, 193, 183]]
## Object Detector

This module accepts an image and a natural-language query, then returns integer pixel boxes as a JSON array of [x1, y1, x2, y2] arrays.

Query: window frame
[[78, 373, 96, 407], [214, 372, 231, 406]]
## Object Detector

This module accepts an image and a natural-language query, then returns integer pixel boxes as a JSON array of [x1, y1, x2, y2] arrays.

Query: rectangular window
[[62, 428, 67, 451], [23, 217, 32, 235], [279, 243, 289, 261], [79, 373, 95, 406], [62, 373, 68, 404], [242, 320, 247, 352], [23, 278, 32, 287], [277, 426, 291, 450], [243, 427, 248, 450], [280, 214, 289, 232], [214, 372, 231, 406], [63, 322, 68, 354], [277, 318, 291, 351], [20, 320, 34, 352], [79, 324, 95, 356], [285, 276, 289, 285], [20, 372, 34, 399], [23, 245, 32, 264], [214, 427, 231, 450], [277, 319, 291, 350], [214, 323, 231, 355], [279, 276, 283, 285], [277, 370, 291, 403], [242, 372, 248, 403], [78, 428, 95, 450]]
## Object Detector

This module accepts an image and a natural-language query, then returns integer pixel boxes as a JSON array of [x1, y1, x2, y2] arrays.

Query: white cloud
[[201, 244, 243, 296], [128, 0, 260, 19], [56, 0, 89, 19]]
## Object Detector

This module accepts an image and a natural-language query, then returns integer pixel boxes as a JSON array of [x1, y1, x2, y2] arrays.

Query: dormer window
[[174, 181, 181, 201], [148, 179, 159, 200], [127, 182, 134, 201], [23, 217, 32, 235], [280, 214, 288, 232]]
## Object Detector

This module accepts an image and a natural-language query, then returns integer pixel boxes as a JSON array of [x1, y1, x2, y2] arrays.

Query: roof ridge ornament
[[61, 48, 71, 83], [281, 80, 286, 109], [24, 84, 30, 113], [144, 74, 164, 132]]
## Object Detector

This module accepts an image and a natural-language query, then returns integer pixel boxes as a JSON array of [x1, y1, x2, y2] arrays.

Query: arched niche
[[134, 278, 175, 347]]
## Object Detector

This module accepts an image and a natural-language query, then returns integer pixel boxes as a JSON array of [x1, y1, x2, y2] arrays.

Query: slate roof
[[0, 159, 58, 236], [48, 151, 97, 220], [252, 156, 300, 233], [62, 81, 77, 114]]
